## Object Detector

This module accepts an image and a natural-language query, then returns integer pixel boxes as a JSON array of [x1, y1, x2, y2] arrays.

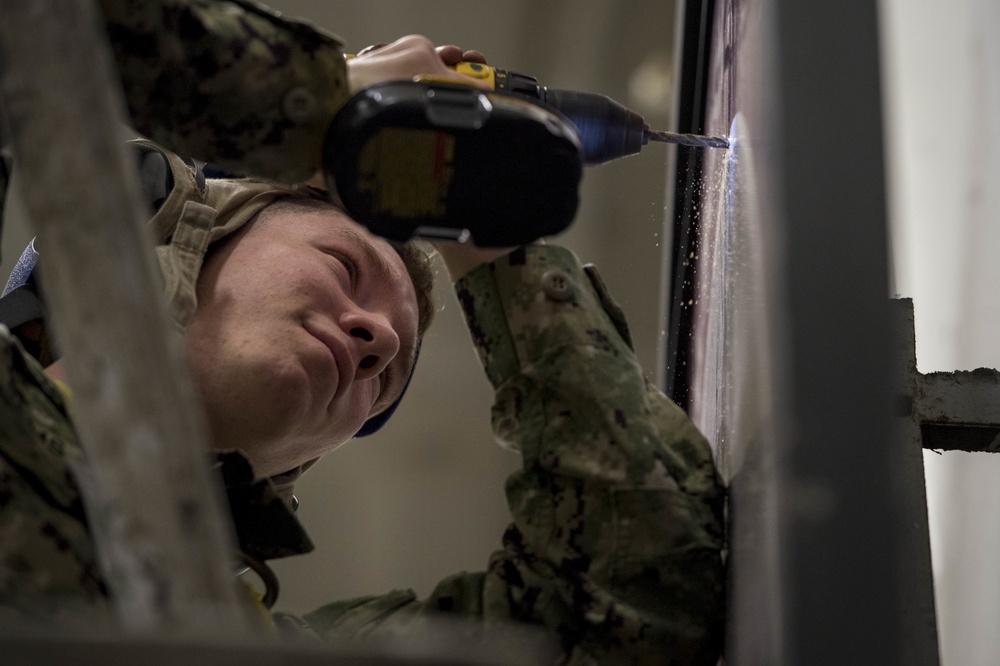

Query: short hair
[[249, 190, 435, 339]]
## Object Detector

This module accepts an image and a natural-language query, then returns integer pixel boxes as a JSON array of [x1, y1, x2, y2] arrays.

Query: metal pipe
[[0, 0, 250, 632]]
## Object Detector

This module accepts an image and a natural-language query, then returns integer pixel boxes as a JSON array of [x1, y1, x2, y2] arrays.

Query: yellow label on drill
[[357, 128, 455, 219]]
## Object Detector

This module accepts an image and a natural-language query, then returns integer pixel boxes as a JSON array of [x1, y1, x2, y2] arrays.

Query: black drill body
[[324, 63, 728, 246]]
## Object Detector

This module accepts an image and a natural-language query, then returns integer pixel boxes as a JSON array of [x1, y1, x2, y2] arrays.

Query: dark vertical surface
[[773, 1, 904, 662], [663, 0, 715, 409], [0, 0, 246, 629], [667, 0, 927, 661], [892, 300, 942, 665]]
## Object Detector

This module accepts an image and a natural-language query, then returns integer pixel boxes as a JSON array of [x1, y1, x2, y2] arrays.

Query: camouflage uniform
[[304, 247, 727, 663], [1, 1, 725, 663], [1, 239, 726, 662], [101, 0, 350, 183]]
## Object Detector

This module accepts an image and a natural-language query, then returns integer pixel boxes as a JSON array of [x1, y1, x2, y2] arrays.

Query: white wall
[[881, 0, 1000, 662]]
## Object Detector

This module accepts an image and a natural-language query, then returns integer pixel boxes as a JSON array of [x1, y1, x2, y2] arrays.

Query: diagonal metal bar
[[0, 0, 250, 631]]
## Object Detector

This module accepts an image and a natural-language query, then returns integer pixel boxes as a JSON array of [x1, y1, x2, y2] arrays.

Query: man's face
[[185, 202, 420, 478]]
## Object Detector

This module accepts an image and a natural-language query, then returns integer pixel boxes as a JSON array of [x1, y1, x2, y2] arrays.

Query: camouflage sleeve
[[0, 327, 109, 622], [99, 0, 350, 183], [306, 246, 726, 664]]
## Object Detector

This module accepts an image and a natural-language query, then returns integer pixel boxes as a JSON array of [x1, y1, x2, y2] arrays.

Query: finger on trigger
[[434, 44, 464, 66], [462, 49, 487, 64]]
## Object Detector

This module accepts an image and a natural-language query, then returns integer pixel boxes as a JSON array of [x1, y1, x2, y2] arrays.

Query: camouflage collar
[[213, 451, 314, 561]]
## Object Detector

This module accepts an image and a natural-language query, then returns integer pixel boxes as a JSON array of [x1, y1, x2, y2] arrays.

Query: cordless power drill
[[323, 63, 728, 247]]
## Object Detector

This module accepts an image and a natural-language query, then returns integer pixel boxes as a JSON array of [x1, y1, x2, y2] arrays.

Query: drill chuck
[[485, 66, 646, 164], [537, 88, 647, 164]]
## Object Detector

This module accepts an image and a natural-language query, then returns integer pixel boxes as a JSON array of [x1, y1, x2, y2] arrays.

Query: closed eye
[[324, 249, 356, 288]]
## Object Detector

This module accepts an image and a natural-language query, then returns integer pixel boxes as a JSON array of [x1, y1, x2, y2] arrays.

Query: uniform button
[[542, 269, 575, 302], [283, 88, 317, 124]]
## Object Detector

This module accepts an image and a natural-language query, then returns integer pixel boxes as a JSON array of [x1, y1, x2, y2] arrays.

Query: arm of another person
[[305, 243, 726, 665], [99, 0, 486, 184]]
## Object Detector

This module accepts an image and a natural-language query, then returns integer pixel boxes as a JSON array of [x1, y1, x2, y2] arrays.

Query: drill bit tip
[[645, 130, 730, 149]]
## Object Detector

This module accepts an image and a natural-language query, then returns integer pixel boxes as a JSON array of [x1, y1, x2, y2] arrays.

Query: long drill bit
[[645, 129, 730, 149]]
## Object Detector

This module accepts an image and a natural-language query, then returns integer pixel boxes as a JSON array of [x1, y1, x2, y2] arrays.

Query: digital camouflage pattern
[[0, 326, 309, 623], [0, 328, 109, 623], [1, 1, 724, 660], [100, 0, 350, 183], [303, 246, 726, 664], [0, 244, 725, 663]]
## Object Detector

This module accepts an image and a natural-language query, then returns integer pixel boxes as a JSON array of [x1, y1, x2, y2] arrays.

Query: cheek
[[204, 235, 308, 295], [202, 264, 326, 329], [290, 384, 376, 464], [335, 380, 381, 433]]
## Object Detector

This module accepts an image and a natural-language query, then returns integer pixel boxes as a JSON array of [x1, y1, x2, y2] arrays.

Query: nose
[[342, 310, 400, 381]]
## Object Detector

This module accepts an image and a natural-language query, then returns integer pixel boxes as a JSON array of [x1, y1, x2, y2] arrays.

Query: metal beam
[[773, 0, 906, 662], [891, 298, 942, 665], [0, 0, 249, 631]]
